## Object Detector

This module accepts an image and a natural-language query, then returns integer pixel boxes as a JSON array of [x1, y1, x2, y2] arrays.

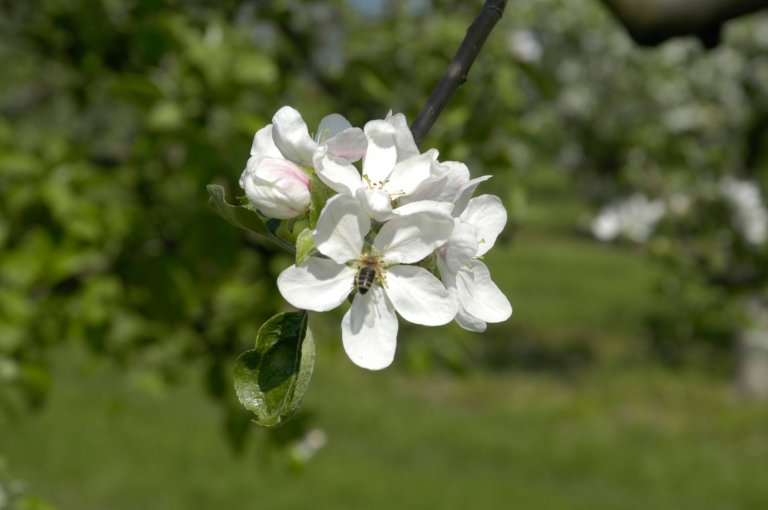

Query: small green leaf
[[234, 311, 315, 427], [207, 184, 271, 236], [308, 174, 336, 230], [295, 228, 315, 265], [207, 184, 295, 253]]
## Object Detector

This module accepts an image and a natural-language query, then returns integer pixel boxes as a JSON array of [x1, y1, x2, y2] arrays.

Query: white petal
[[455, 307, 487, 332], [315, 113, 352, 142], [399, 177, 444, 204], [250, 125, 281, 159], [272, 106, 317, 166], [384, 149, 438, 197], [239, 160, 255, 191], [342, 286, 398, 370], [434, 160, 470, 202], [313, 194, 370, 264], [438, 265, 483, 333], [385, 112, 420, 161], [362, 120, 397, 184], [453, 175, 492, 216], [385, 265, 457, 326], [240, 125, 282, 188], [399, 160, 468, 205], [314, 147, 363, 195], [392, 200, 454, 217], [441, 221, 479, 274], [455, 261, 512, 323], [325, 127, 367, 162], [460, 195, 507, 256], [357, 188, 393, 222], [277, 258, 356, 312], [374, 210, 454, 264]]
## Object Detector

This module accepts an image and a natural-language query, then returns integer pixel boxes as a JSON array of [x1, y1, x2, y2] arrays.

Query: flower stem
[[410, 0, 507, 147]]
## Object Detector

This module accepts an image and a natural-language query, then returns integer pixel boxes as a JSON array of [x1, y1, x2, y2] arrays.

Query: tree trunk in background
[[738, 296, 768, 398], [601, 0, 768, 47]]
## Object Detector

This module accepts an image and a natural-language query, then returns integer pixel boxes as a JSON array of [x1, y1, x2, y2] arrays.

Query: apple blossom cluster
[[590, 193, 667, 243], [240, 106, 512, 370], [719, 176, 768, 247]]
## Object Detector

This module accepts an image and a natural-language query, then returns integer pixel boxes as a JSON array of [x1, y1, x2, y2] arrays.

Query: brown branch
[[410, 0, 507, 146], [601, 0, 768, 48]]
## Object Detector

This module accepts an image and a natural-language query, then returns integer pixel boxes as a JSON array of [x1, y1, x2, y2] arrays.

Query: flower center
[[363, 174, 388, 190], [353, 254, 386, 294]]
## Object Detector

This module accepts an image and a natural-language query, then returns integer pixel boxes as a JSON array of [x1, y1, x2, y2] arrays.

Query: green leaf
[[233, 311, 315, 427], [207, 184, 295, 253], [207, 184, 271, 237], [308, 174, 336, 230], [295, 228, 315, 265]]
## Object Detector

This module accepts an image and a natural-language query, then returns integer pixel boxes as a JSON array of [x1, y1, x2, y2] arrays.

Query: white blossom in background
[[277, 195, 457, 370], [508, 29, 543, 63], [668, 192, 693, 216], [240, 106, 366, 218], [437, 194, 512, 332], [719, 176, 768, 246], [591, 193, 667, 243], [289, 428, 328, 465]]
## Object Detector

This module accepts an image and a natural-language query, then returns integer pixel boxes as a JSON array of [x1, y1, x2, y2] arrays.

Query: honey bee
[[355, 255, 381, 295]]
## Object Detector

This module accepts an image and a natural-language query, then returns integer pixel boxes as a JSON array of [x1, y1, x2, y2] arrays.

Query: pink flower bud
[[241, 156, 310, 219]]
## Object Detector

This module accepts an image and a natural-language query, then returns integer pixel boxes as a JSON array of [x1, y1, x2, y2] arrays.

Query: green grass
[[2, 349, 768, 510], [3, 167, 766, 509], [497, 232, 655, 344]]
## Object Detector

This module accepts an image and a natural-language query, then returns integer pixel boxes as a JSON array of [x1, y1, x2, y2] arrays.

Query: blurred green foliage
[[3, 1, 768, 505], [516, 4, 768, 359], [0, 0, 542, 427], [0, 0, 294, 439], [2, 0, 768, 486], [0, 0, 528, 461]]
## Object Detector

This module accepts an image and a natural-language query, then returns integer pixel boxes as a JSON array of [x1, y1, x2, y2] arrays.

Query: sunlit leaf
[[234, 311, 315, 427], [207, 184, 296, 253], [207, 184, 271, 236]]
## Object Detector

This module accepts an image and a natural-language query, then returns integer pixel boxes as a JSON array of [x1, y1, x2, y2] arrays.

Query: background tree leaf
[[233, 311, 315, 427]]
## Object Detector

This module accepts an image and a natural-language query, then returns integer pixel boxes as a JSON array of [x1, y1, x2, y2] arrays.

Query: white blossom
[[591, 193, 666, 243], [277, 195, 457, 370], [508, 29, 543, 63], [313, 112, 439, 221], [240, 106, 366, 219], [719, 176, 768, 246], [228, 106, 515, 371], [289, 428, 327, 464], [401, 159, 491, 216], [437, 194, 512, 332]]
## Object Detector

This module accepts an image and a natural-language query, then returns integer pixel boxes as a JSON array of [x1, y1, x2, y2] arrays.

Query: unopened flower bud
[[241, 156, 310, 219]]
